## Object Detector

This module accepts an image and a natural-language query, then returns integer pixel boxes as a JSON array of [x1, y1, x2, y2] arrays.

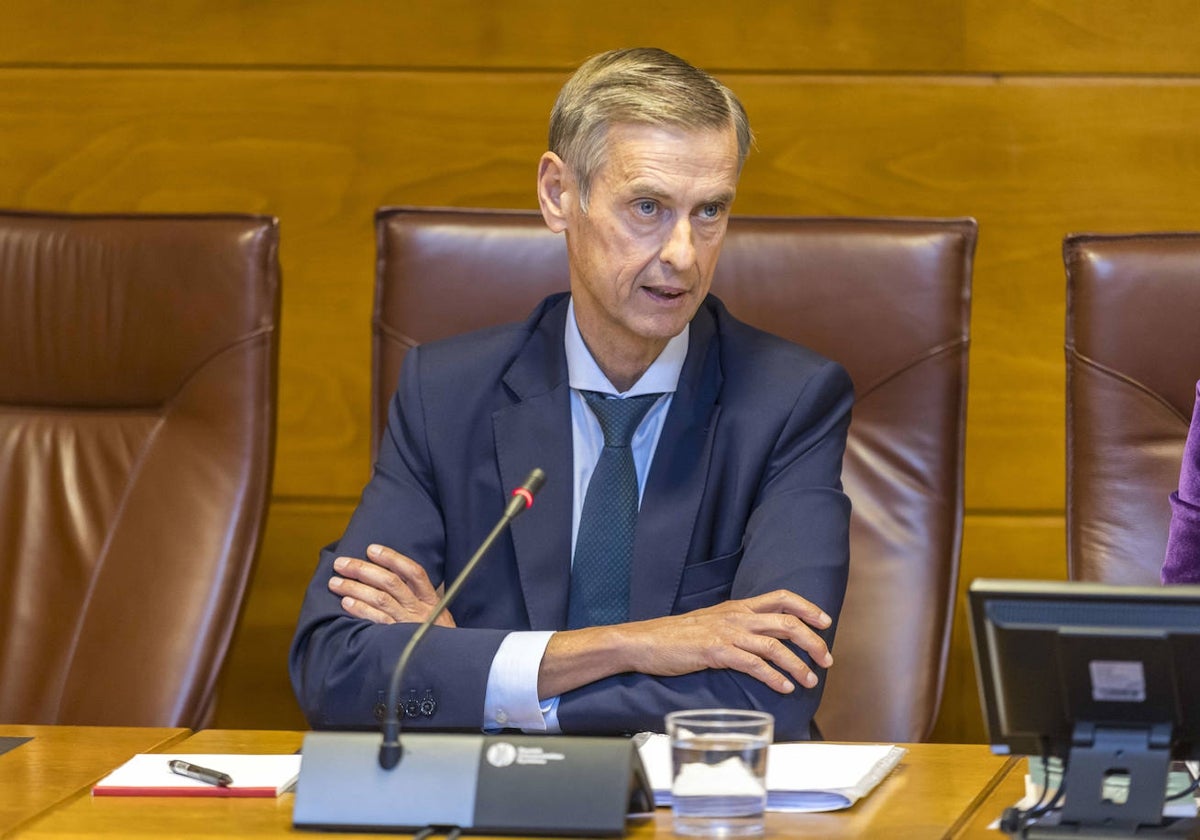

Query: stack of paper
[[93, 754, 301, 798], [636, 733, 905, 813]]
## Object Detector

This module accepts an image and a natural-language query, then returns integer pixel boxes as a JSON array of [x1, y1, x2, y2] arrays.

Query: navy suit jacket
[[289, 293, 854, 740]]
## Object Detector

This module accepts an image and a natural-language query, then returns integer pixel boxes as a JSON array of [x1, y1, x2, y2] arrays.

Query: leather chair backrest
[[1065, 233, 1200, 584], [373, 207, 975, 742], [0, 210, 280, 727]]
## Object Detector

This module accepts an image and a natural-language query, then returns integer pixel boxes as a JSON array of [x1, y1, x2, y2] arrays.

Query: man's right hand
[[537, 589, 834, 699]]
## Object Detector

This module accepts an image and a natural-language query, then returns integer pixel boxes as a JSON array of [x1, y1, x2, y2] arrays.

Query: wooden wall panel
[[736, 76, 1200, 510], [3, 3, 1195, 740], [0, 69, 561, 497], [6, 71, 1200, 509], [5, 1, 1200, 75]]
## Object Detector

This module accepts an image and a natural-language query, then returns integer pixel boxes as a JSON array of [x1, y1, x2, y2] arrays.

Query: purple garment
[[1162, 380, 1200, 584]]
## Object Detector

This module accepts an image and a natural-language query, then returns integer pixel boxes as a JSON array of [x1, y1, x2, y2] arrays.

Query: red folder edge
[[93, 785, 280, 798]]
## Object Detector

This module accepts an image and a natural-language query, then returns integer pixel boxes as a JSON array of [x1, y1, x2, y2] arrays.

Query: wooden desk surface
[[948, 754, 1025, 838], [13, 730, 1014, 839], [0, 724, 189, 837]]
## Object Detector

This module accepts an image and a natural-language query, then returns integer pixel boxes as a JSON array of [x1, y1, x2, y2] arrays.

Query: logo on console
[[486, 742, 518, 768]]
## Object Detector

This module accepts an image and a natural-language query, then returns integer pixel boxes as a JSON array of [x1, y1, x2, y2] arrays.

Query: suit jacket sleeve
[[289, 343, 514, 730]]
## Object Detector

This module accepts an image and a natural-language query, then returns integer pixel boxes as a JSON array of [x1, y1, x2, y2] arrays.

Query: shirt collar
[[564, 297, 688, 397]]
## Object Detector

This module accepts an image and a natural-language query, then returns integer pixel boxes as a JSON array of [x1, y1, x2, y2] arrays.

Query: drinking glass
[[665, 709, 773, 836]]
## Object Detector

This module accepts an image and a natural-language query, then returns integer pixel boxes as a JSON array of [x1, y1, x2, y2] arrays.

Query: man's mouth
[[643, 286, 688, 301]]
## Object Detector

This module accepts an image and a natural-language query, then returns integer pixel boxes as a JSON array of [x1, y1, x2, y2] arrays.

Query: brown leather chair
[[1065, 233, 1200, 584], [373, 207, 975, 742], [0, 210, 280, 727]]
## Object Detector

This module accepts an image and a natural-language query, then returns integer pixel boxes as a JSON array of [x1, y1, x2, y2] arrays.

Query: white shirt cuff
[[483, 631, 560, 732]]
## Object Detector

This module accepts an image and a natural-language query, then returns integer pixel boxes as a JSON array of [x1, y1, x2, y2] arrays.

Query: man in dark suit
[[290, 47, 854, 741]]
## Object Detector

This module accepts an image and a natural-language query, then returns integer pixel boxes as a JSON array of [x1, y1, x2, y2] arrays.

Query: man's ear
[[537, 152, 571, 233]]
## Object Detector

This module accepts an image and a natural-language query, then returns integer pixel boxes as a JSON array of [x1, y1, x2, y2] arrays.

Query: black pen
[[168, 759, 233, 787]]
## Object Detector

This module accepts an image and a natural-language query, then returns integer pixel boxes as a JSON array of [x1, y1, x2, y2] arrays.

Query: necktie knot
[[582, 391, 662, 448]]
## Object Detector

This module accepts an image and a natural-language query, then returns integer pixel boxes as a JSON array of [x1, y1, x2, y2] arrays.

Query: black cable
[[1001, 742, 1067, 837], [1165, 761, 1200, 802]]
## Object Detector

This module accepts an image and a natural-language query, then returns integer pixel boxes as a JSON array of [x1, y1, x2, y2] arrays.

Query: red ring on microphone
[[512, 487, 535, 510]]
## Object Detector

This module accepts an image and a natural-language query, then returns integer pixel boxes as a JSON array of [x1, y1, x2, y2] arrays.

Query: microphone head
[[523, 468, 547, 496], [509, 468, 546, 514]]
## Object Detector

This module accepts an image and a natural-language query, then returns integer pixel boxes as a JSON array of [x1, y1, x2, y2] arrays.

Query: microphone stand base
[[293, 731, 653, 836]]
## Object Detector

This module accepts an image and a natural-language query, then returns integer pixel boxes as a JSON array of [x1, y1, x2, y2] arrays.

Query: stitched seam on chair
[[1066, 347, 1189, 578], [52, 328, 273, 720], [54, 411, 167, 722], [159, 326, 276, 409], [0, 328, 276, 412], [373, 320, 419, 350], [1067, 348, 1191, 424], [851, 333, 970, 740], [0, 405, 159, 417], [181, 325, 277, 727], [853, 336, 969, 400]]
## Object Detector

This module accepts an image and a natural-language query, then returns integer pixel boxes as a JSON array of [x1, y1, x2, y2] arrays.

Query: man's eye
[[699, 203, 723, 219], [636, 200, 658, 216]]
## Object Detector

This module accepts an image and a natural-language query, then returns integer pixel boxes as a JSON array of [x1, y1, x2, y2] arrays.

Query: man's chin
[[628, 309, 697, 342]]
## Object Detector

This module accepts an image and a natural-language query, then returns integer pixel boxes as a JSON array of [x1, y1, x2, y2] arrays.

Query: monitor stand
[[1024, 723, 1197, 838]]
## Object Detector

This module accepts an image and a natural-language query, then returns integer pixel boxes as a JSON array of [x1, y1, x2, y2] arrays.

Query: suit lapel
[[495, 296, 574, 631], [629, 303, 722, 620]]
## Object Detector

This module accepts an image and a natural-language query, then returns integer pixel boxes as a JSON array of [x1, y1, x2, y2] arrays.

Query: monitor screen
[[968, 578, 1200, 761]]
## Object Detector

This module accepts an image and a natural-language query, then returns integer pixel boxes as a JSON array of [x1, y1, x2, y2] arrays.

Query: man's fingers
[[330, 573, 456, 627], [333, 552, 432, 613], [770, 612, 834, 668], [329, 575, 398, 617], [366, 544, 442, 602], [337, 594, 395, 625], [744, 589, 832, 630], [718, 609, 833, 669], [739, 633, 821, 690], [714, 645, 801, 693]]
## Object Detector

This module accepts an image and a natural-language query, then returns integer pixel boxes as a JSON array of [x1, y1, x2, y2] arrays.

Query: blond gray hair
[[548, 48, 753, 210]]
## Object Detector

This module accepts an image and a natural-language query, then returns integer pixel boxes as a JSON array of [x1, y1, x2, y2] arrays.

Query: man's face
[[549, 122, 740, 375]]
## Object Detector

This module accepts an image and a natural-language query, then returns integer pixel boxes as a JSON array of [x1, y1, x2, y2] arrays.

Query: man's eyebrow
[[623, 184, 737, 206], [625, 182, 671, 200], [702, 190, 737, 206]]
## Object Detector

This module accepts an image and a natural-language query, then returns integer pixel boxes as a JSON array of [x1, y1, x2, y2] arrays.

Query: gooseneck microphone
[[378, 468, 546, 770], [295, 464, 648, 834]]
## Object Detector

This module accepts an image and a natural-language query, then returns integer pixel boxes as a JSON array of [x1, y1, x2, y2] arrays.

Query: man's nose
[[660, 216, 697, 271]]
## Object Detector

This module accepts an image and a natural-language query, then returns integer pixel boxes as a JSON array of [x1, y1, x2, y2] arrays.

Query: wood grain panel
[[734, 75, 1200, 509], [6, 70, 1200, 508], [930, 513, 1066, 744], [0, 68, 557, 498], [3, 0, 1189, 749], [4, 1, 1200, 75]]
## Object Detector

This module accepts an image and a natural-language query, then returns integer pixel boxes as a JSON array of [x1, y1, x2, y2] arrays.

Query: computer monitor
[[968, 578, 1200, 837]]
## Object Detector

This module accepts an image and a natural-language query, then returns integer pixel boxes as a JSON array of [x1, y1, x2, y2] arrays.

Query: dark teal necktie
[[567, 391, 662, 628]]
